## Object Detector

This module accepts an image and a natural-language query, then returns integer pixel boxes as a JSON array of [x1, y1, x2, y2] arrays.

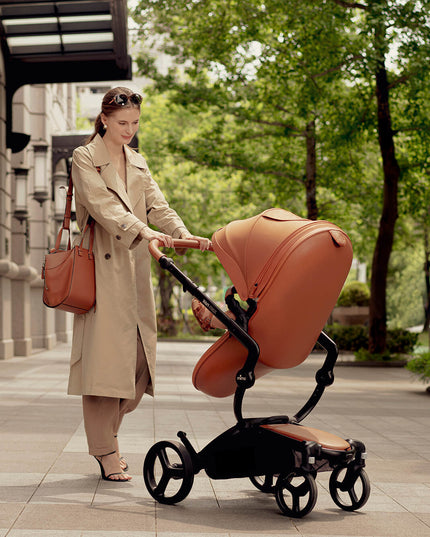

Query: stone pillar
[[0, 50, 13, 360], [31, 278, 56, 350], [10, 210, 38, 355], [11, 265, 38, 355], [0, 260, 16, 360]]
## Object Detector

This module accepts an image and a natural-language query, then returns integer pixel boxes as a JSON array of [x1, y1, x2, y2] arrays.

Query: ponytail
[[85, 113, 105, 144]]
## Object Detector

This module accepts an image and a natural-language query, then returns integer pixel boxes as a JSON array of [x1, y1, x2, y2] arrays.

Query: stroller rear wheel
[[275, 470, 317, 518], [249, 474, 276, 493], [329, 465, 370, 511], [144, 440, 194, 504]]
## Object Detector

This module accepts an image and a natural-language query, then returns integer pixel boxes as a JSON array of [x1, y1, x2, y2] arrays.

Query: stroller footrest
[[261, 423, 351, 451]]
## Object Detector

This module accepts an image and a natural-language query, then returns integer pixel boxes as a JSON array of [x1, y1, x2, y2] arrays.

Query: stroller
[[144, 208, 370, 518]]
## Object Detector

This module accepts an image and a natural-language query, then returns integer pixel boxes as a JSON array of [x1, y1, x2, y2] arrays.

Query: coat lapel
[[124, 145, 147, 210], [89, 135, 133, 213]]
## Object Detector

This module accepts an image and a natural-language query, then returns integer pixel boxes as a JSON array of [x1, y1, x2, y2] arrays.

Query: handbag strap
[[62, 171, 74, 233], [53, 168, 98, 252]]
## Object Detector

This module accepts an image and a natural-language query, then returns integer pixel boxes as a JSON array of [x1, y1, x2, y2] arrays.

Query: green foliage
[[386, 234, 426, 328], [405, 352, 430, 383], [138, 92, 263, 292], [75, 97, 92, 131], [386, 329, 418, 354], [324, 324, 368, 352], [325, 324, 417, 354], [132, 0, 374, 224], [131, 0, 430, 342], [354, 348, 399, 362], [337, 281, 370, 307]]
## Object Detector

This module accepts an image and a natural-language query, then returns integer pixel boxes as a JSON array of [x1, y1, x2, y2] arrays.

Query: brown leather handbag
[[41, 174, 96, 314]]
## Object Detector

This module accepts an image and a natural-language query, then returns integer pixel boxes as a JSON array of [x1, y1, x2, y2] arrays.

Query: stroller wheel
[[329, 465, 371, 511], [249, 474, 277, 493], [275, 470, 317, 518], [143, 440, 194, 505]]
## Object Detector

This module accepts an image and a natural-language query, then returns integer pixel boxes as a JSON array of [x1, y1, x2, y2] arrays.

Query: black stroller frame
[[143, 253, 370, 518]]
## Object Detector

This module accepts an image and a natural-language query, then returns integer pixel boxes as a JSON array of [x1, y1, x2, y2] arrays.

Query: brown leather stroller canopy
[[193, 208, 353, 397]]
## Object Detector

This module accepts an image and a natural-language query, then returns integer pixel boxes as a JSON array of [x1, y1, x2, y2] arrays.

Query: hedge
[[324, 324, 418, 354]]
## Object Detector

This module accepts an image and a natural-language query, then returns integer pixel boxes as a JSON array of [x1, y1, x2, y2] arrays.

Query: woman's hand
[[138, 228, 175, 248], [176, 233, 212, 254], [192, 235, 212, 251]]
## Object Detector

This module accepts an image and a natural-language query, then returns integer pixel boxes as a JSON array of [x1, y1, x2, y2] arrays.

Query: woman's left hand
[[176, 234, 212, 254]]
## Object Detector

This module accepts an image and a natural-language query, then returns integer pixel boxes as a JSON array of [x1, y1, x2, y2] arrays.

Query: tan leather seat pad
[[261, 423, 351, 451]]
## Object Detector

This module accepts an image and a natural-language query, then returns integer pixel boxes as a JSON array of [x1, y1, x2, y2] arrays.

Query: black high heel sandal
[[94, 452, 131, 482], [114, 435, 129, 471]]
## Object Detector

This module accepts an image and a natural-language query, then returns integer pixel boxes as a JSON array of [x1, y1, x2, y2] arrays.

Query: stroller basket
[[144, 208, 370, 518]]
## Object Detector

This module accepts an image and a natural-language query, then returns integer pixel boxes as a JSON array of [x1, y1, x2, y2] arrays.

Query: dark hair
[[86, 87, 141, 144]]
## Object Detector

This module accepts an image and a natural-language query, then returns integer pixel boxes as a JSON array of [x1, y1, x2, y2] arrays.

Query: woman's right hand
[[138, 228, 174, 248]]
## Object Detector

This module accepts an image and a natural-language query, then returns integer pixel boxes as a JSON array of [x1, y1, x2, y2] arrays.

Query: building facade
[[0, 0, 132, 360]]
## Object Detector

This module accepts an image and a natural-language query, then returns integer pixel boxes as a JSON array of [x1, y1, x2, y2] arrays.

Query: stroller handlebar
[[148, 238, 213, 261]]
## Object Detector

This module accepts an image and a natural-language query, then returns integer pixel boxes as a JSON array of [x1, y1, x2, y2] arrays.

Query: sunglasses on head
[[108, 93, 143, 106]]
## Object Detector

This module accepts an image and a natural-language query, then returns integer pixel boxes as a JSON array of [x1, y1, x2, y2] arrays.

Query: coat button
[[105, 253, 111, 259], [116, 235, 121, 240]]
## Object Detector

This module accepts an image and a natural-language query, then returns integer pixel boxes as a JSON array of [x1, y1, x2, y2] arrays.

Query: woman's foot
[[94, 452, 131, 482], [114, 435, 129, 471]]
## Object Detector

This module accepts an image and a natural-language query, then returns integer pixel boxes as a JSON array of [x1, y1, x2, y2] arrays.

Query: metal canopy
[[0, 0, 132, 152]]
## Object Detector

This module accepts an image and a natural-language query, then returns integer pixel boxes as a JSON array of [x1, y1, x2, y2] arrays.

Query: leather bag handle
[[53, 170, 95, 253]]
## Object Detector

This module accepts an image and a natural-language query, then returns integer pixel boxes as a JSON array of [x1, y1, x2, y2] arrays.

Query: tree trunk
[[305, 120, 318, 221], [156, 263, 177, 337], [423, 224, 430, 332], [368, 62, 400, 353]]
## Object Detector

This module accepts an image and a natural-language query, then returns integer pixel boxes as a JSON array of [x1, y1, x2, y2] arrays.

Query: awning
[[0, 0, 132, 152]]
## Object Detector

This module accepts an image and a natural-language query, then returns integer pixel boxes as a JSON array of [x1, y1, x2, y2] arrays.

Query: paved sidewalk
[[1, 340, 429, 537]]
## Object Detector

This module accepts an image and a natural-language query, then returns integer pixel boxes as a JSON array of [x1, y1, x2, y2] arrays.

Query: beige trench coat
[[67, 134, 188, 399]]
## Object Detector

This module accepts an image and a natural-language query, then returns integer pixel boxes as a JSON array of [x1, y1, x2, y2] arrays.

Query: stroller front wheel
[[329, 465, 370, 511], [275, 470, 317, 518], [144, 440, 194, 505]]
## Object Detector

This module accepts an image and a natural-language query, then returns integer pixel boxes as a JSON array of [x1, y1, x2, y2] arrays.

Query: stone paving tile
[[29, 473, 96, 505], [7, 529, 82, 537], [81, 533, 155, 537], [0, 504, 25, 530], [295, 511, 430, 537], [154, 501, 298, 534], [228, 534, 299, 537], [11, 504, 156, 532], [2, 341, 430, 537], [373, 482, 430, 513], [158, 533, 229, 537], [0, 473, 45, 503]]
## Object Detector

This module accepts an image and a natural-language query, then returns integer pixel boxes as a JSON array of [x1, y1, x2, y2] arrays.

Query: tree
[[331, 0, 430, 351], [133, 0, 430, 350], [132, 0, 363, 220], [138, 93, 254, 333]]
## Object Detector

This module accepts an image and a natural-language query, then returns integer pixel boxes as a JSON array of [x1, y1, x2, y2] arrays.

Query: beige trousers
[[82, 331, 150, 456]]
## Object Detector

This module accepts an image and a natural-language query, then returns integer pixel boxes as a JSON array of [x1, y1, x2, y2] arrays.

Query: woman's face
[[102, 107, 140, 146]]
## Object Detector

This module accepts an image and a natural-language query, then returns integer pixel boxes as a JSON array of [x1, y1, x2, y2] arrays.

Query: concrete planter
[[332, 306, 369, 326]]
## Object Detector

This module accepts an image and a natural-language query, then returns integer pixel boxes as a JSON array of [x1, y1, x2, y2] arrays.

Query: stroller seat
[[261, 423, 351, 451], [144, 208, 370, 519]]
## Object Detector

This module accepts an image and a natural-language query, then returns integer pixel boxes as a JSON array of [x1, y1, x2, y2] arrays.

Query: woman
[[67, 87, 211, 482]]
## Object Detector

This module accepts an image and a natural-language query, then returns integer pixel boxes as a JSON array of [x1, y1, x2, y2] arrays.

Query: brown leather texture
[[192, 209, 353, 397], [261, 423, 351, 451], [42, 244, 95, 314]]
